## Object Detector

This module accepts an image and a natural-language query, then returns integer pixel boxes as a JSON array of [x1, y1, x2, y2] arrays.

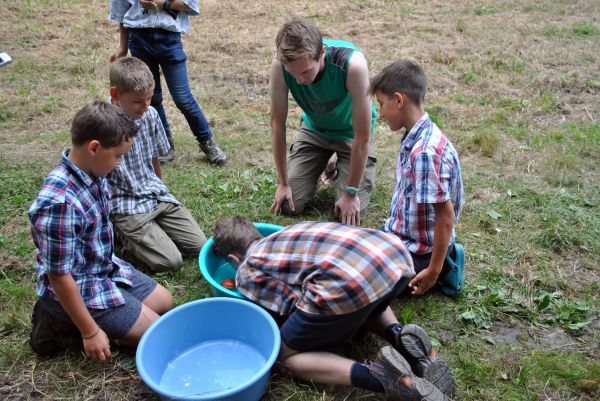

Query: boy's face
[[283, 48, 325, 85], [89, 138, 133, 178], [375, 90, 405, 132], [111, 88, 153, 120]]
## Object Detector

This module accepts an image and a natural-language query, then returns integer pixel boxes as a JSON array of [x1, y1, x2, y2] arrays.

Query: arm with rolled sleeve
[[32, 204, 111, 361]]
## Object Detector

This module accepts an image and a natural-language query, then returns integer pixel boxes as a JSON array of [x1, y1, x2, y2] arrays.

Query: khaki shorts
[[112, 202, 206, 272], [284, 123, 377, 216]]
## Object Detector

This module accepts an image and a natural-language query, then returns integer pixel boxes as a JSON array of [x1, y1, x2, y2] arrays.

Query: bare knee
[[144, 284, 174, 315]]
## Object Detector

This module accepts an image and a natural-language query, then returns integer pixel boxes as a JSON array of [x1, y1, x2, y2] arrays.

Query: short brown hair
[[213, 216, 263, 258], [370, 59, 427, 105], [109, 57, 154, 94], [275, 18, 323, 64], [71, 101, 139, 148]]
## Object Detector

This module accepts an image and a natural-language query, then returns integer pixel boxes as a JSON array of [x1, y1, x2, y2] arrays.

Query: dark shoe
[[159, 148, 175, 164], [29, 300, 81, 356], [368, 346, 448, 401], [159, 137, 176, 164], [199, 138, 227, 165], [393, 324, 455, 398], [440, 243, 465, 297]]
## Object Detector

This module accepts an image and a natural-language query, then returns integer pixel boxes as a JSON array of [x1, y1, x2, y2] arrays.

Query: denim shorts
[[40, 269, 157, 339], [280, 278, 408, 353]]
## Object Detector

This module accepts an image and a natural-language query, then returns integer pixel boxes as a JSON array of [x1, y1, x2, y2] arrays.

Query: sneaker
[[393, 324, 455, 398], [29, 300, 81, 356], [368, 346, 449, 401], [199, 138, 228, 165], [440, 243, 465, 298], [159, 137, 176, 164], [159, 148, 175, 164]]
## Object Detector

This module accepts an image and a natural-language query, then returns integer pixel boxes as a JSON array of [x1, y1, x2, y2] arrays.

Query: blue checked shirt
[[29, 151, 134, 310], [237, 222, 415, 316], [109, 0, 199, 33], [383, 113, 464, 254], [108, 106, 178, 215]]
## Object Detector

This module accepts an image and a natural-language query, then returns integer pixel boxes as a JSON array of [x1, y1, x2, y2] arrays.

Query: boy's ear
[[109, 86, 119, 103], [87, 140, 101, 155], [227, 253, 241, 264], [393, 92, 404, 108]]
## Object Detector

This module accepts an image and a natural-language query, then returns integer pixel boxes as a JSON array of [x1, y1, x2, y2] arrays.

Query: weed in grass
[[466, 130, 500, 157], [474, 5, 500, 15], [571, 23, 596, 36]]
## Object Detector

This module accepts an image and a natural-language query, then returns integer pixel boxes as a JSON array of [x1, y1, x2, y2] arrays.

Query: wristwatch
[[344, 186, 359, 196]]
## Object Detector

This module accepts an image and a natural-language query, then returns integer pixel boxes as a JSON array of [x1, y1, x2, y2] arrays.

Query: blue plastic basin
[[136, 297, 281, 401], [199, 222, 283, 298]]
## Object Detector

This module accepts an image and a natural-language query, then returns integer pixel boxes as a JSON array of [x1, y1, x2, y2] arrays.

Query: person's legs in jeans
[[127, 30, 173, 143], [155, 30, 227, 164]]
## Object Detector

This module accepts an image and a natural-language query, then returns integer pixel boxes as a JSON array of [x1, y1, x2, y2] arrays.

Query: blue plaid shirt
[[383, 113, 464, 254], [108, 106, 178, 215], [29, 151, 134, 309], [237, 222, 415, 316], [109, 0, 199, 33]]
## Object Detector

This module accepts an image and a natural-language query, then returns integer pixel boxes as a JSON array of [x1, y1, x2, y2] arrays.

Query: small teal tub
[[136, 297, 281, 401], [199, 222, 283, 298]]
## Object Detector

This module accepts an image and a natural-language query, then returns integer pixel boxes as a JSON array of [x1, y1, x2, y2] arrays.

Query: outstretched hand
[[271, 184, 294, 215], [408, 267, 440, 296], [335, 193, 360, 226], [109, 47, 127, 63], [83, 327, 111, 362]]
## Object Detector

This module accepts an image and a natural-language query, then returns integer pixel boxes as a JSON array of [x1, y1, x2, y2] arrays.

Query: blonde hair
[[275, 18, 322, 64], [109, 57, 154, 93]]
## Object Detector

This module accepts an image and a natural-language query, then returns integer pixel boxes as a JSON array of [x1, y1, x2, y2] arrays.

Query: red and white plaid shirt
[[236, 222, 414, 316], [383, 113, 463, 254]]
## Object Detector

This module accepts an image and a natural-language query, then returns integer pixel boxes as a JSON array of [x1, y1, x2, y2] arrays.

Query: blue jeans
[[127, 28, 212, 142]]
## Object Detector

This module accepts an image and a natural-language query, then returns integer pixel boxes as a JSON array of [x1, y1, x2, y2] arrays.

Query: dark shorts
[[40, 268, 157, 339], [280, 278, 408, 353], [410, 243, 455, 275]]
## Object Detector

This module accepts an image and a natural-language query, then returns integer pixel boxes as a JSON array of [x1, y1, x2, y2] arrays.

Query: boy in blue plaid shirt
[[371, 60, 465, 297], [28, 102, 173, 361], [107, 57, 206, 272], [212, 216, 455, 400]]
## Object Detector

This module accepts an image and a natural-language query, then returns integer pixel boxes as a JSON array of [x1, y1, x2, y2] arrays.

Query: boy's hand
[[83, 328, 112, 362], [140, 0, 164, 11], [109, 48, 127, 63], [409, 268, 440, 296], [271, 184, 294, 215]]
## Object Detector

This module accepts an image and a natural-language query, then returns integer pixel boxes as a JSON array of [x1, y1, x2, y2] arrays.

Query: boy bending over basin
[[212, 216, 455, 400]]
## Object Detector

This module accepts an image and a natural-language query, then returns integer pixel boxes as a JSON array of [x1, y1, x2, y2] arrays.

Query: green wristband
[[344, 186, 359, 195]]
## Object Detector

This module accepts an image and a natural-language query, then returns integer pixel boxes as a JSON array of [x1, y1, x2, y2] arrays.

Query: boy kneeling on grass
[[28, 101, 173, 361], [107, 56, 207, 273], [371, 60, 465, 298], [213, 215, 455, 400]]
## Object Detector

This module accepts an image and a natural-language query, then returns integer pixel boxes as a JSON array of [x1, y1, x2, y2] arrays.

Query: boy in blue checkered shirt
[[107, 57, 206, 272], [28, 101, 173, 361], [371, 60, 465, 297]]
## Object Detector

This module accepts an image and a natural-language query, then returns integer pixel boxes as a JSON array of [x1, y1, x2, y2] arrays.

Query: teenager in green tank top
[[270, 19, 377, 226]]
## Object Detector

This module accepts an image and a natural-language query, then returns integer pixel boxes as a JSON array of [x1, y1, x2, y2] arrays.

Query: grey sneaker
[[159, 148, 175, 164], [199, 138, 227, 165], [393, 324, 455, 398], [368, 346, 449, 401]]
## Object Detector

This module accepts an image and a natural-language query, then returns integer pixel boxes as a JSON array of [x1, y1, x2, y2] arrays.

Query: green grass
[[1, 0, 599, 400]]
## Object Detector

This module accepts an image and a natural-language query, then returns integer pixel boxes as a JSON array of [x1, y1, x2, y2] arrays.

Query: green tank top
[[282, 39, 377, 141]]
